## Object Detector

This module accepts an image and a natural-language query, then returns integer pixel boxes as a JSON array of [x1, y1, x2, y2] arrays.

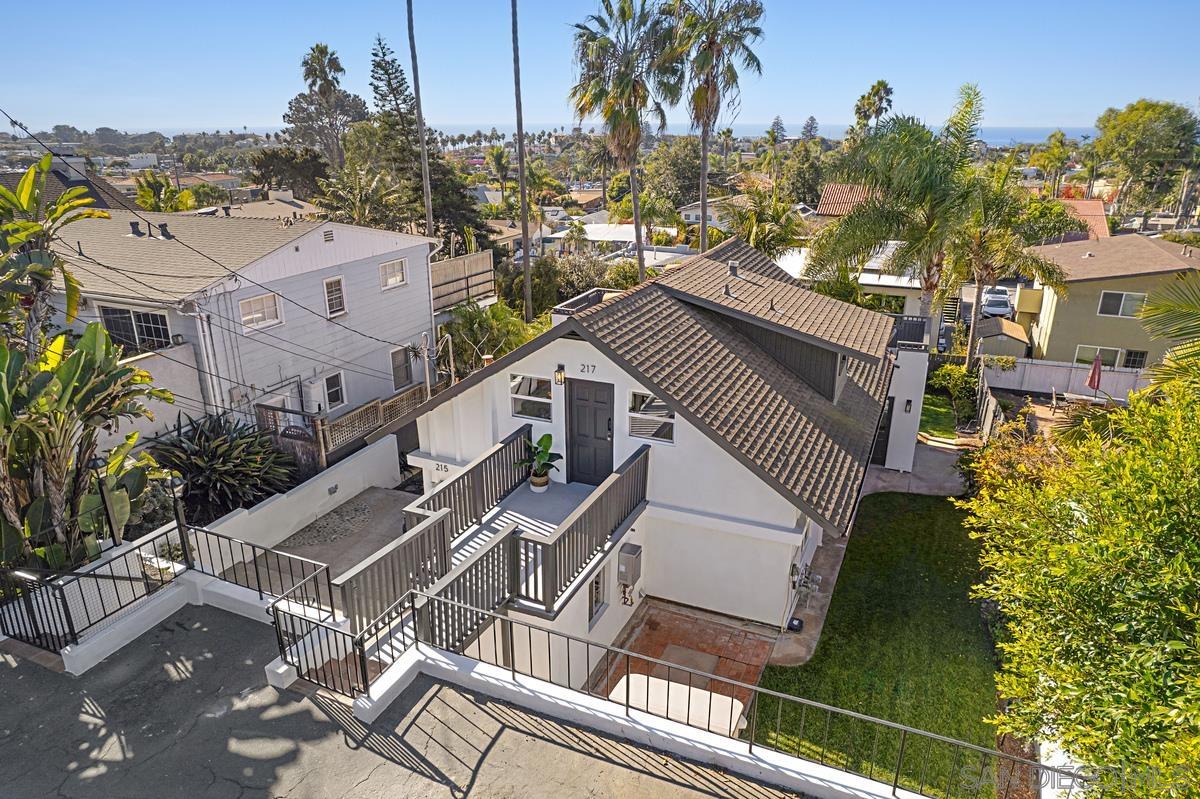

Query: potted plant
[[521, 433, 562, 494]]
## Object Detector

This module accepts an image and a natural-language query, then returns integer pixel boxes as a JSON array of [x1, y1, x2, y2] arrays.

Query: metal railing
[[189, 527, 329, 602], [431, 250, 496, 312], [889, 314, 930, 352], [0, 568, 77, 651], [406, 593, 1080, 799], [54, 526, 190, 641], [551, 286, 620, 317], [514, 445, 649, 612], [333, 424, 530, 634]]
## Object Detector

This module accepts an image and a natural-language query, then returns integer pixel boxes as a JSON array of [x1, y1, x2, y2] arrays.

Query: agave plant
[[153, 414, 295, 526]]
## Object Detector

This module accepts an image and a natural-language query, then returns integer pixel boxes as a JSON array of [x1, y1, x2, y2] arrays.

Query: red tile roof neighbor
[[1058, 199, 1110, 239], [816, 183, 871, 216]]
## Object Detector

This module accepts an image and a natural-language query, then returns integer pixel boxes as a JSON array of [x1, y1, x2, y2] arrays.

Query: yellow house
[[1025, 236, 1198, 369]]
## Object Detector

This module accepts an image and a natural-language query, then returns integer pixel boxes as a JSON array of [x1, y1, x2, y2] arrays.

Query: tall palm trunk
[[699, 124, 710, 252], [629, 162, 647, 281], [407, 0, 434, 237], [964, 277, 985, 366], [511, 0, 533, 322]]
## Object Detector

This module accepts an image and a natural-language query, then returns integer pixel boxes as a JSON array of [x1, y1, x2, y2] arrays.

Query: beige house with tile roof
[[1025, 235, 1199, 367]]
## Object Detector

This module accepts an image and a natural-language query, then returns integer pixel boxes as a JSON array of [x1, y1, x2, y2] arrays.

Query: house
[[568, 189, 606, 212], [780, 240, 924, 316], [975, 316, 1030, 357], [191, 172, 242, 191], [1022, 235, 1199, 368], [544, 222, 676, 255], [815, 183, 871, 217], [469, 185, 505, 207], [485, 219, 552, 254], [370, 238, 927, 637], [50, 211, 440, 443], [196, 189, 322, 220], [1059, 198, 1110, 240], [0, 153, 139, 211], [677, 194, 815, 230]]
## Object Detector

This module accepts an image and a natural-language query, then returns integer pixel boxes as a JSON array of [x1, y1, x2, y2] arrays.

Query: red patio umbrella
[[1086, 353, 1103, 395]]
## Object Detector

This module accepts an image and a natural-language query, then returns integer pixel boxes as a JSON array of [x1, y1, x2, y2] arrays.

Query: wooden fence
[[431, 251, 496, 312]]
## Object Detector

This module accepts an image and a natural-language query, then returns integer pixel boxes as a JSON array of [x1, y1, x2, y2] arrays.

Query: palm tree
[[719, 127, 735, 171], [671, 0, 763, 252], [945, 166, 1066, 363], [758, 126, 783, 183], [570, 0, 682, 281], [865, 79, 893, 127], [511, 0, 535, 321], [301, 44, 348, 167], [583, 135, 617, 197], [724, 188, 809, 259], [808, 83, 984, 335], [406, 0, 435, 236], [317, 167, 401, 227], [487, 145, 511, 202], [563, 218, 588, 253]]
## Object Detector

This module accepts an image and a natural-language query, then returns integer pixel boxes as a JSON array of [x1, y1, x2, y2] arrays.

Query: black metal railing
[[551, 287, 619, 317], [0, 568, 77, 651], [404, 593, 1079, 799], [189, 527, 329, 602], [54, 526, 190, 641]]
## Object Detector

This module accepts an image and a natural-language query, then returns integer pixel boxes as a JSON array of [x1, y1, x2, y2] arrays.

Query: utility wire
[[1, 106, 426, 353]]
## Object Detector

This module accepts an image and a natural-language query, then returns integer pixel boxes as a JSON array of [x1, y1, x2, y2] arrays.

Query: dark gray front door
[[567, 379, 614, 485]]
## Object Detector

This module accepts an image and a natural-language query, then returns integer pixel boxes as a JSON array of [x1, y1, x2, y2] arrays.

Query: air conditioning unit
[[301, 377, 325, 414], [617, 543, 642, 588]]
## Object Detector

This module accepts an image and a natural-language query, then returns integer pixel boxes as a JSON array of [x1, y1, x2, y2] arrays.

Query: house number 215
[[579, 363, 596, 374]]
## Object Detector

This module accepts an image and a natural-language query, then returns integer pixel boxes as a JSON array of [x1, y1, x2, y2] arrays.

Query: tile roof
[[816, 183, 871, 217], [0, 169, 139, 212], [51, 210, 320, 302], [575, 280, 890, 532], [1029, 234, 1200, 283], [655, 238, 895, 360], [1059, 199, 1110, 239]]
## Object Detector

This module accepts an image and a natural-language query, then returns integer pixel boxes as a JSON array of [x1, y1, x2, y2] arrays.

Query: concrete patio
[[0, 605, 800, 798]]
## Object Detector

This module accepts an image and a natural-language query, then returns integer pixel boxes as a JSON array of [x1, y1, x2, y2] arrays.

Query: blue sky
[[7, 0, 1197, 134]]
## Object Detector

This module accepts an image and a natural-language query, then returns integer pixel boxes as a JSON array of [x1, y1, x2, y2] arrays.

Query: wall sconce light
[[554, 364, 566, 386], [904, 399, 913, 413]]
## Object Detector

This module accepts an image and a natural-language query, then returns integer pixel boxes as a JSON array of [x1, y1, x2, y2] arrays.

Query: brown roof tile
[[816, 183, 871, 217], [1029, 234, 1199, 283], [1059, 199, 1110, 239]]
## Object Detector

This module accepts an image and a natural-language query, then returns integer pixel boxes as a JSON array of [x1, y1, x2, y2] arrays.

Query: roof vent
[[323, 229, 335, 243], [222, 205, 231, 217], [768, 297, 776, 312], [723, 282, 734, 298], [157, 223, 172, 239], [727, 259, 739, 277], [129, 221, 143, 237], [1083, 251, 1094, 258]]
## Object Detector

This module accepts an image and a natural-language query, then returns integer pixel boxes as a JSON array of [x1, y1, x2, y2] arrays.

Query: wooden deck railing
[[514, 445, 650, 612], [334, 424, 531, 633], [322, 380, 445, 454], [431, 251, 496, 312], [419, 522, 517, 652]]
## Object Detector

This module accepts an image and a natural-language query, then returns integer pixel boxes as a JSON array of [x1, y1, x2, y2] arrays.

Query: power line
[[67, 247, 403, 383], [1, 106, 424, 353]]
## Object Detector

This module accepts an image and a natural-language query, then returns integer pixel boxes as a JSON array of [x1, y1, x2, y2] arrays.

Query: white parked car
[[980, 286, 1014, 319]]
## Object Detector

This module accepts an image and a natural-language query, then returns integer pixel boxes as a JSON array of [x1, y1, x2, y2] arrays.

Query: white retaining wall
[[206, 436, 402, 550], [982, 357, 1150, 399]]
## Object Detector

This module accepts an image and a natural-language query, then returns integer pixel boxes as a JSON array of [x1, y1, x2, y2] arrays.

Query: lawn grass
[[753, 493, 997, 796], [920, 391, 958, 438]]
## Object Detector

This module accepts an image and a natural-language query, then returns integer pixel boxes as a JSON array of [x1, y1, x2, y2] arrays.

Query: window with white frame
[[239, 293, 281, 330], [1075, 344, 1121, 368], [380, 258, 408, 290], [323, 277, 347, 317], [1097, 291, 1146, 318], [1122, 350, 1148, 370], [588, 566, 608, 622], [510, 374, 552, 420], [98, 306, 171, 352], [628, 391, 675, 442], [391, 348, 414, 391], [324, 372, 345, 409]]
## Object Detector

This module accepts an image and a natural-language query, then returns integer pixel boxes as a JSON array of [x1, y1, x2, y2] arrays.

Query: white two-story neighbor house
[[51, 210, 439, 442], [367, 239, 927, 638]]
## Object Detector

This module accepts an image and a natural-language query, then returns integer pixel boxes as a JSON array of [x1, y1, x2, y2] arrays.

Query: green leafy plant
[[152, 414, 295, 526], [927, 363, 977, 429], [520, 433, 562, 479]]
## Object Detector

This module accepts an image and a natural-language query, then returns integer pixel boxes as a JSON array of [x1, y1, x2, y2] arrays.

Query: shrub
[[928, 364, 977, 427], [153, 414, 295, 526]]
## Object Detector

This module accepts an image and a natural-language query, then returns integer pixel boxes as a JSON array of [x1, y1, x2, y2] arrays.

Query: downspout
[[183, 305, 221, 414], [202, 312, 228, 413]]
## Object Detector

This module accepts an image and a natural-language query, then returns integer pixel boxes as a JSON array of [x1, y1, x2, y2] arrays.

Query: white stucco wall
[[885, 348, 927, 472]]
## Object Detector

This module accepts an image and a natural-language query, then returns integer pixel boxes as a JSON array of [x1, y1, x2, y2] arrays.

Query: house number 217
[[579, 363, 596, 374]]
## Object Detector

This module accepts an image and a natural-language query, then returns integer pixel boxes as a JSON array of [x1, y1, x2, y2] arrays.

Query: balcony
[[431, 250, 496, 313], [888, 314, 929, 352], [550, 287, 624, 324]]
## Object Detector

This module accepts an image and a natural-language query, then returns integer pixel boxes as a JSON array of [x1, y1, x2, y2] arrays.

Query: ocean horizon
[[113, 122, 1097, 147]]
